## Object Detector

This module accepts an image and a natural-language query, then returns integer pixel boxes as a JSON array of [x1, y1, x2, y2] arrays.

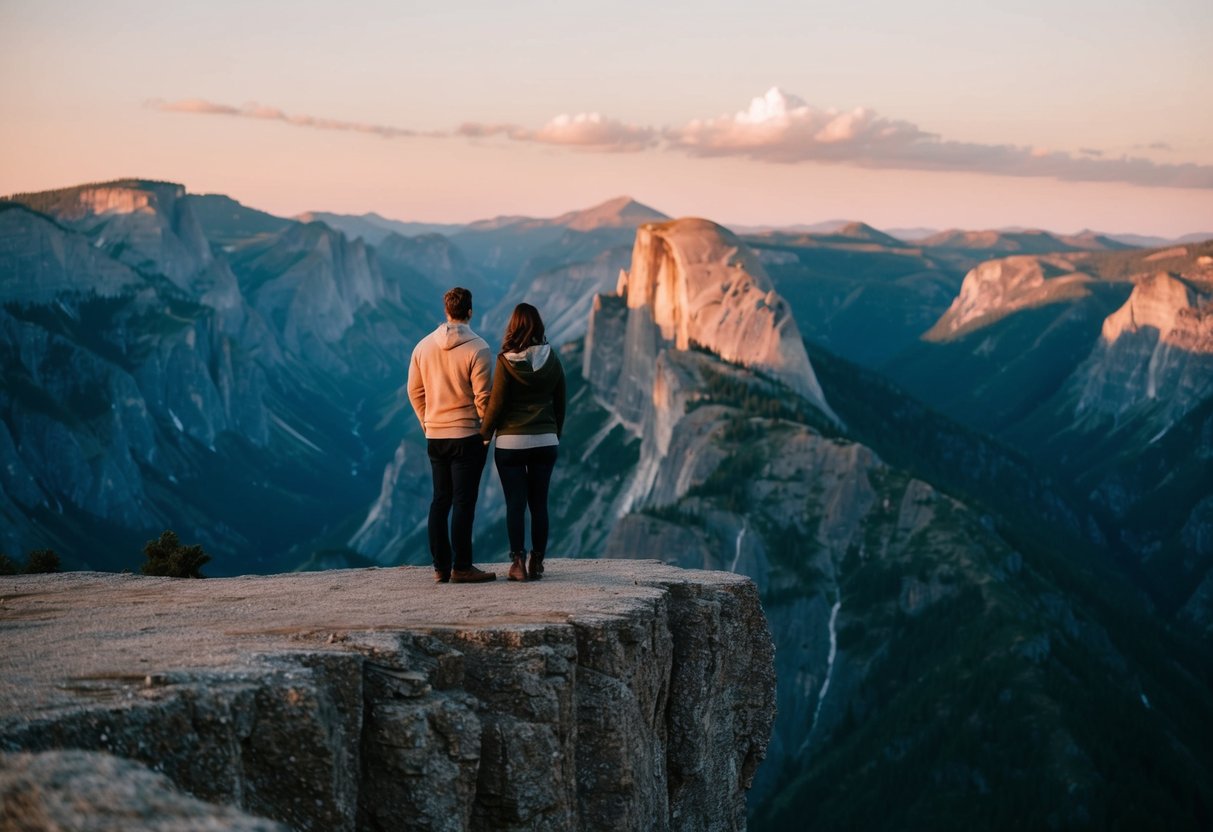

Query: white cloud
[[668, 88, 931, 163], [534, 112, 656, 151], [460, 112, 657, 152], [664, 88, 1213, 188]]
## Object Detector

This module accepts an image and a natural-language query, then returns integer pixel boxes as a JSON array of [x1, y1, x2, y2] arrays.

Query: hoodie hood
[[439, 321, 480, 350], [504, 342, 552, 370]]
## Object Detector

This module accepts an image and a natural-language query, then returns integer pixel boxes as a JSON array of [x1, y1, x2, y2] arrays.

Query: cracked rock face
[[0, 561, 775, 831], [590, 218, 832, 429]]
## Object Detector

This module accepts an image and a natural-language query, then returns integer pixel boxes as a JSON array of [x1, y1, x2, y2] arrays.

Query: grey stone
[[0, 749, 290, 831], [0, 561, 775, 831]]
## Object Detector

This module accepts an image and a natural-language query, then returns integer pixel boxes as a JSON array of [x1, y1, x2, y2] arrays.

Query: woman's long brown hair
[[501, 303, 546, 353]]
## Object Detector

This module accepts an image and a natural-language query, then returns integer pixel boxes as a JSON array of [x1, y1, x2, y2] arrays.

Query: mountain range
[[1, 179, 1211, 829]]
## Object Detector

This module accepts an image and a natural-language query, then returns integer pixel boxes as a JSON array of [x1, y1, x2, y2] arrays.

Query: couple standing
[[407, 287, 566, 584]]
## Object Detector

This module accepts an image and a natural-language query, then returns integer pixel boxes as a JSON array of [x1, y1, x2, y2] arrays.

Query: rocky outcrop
[[579, 219, 834, 519], [0, 750, 291, 831], [0, 562, 775, 831], [926, 254, 1099, 339], [611, 219, 827, 407], [1074, 270, 1213, 428]]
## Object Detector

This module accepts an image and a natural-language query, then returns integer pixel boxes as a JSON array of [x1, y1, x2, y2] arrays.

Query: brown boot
[[527, 551, 544, 580], [451, 565, 497, 583], [508, 551, 528, 582]]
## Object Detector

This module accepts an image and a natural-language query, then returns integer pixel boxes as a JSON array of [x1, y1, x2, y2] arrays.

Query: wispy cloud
[[456, 122, 528, 140], [146, 98, 441, 139], [460, 112, 657, 152], [148, 92, 1213, 189]]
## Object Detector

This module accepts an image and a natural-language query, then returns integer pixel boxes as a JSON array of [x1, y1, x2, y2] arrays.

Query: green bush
[[141, 530, 210, 578], [24, 549, 60, 573], [0, 553, 18, 575]]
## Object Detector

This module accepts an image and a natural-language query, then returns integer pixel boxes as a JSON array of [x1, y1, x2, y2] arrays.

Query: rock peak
[[616, 218, 830, 406], [556, 195, 669, 231]]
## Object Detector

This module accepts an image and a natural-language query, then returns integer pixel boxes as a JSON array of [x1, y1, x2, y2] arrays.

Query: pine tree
[[141, 530, 210, 578], [24, 549, 60, 573]]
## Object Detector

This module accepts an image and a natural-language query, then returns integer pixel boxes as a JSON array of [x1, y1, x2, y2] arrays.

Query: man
[[407, 287, 497, 583]]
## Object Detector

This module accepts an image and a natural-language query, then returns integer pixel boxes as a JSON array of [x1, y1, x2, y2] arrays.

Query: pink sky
[[2, 0, 1210, 236]]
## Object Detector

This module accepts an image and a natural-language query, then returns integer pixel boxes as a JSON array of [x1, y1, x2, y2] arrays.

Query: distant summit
[[553, 196, 669, 231], [295, 197, 668, 242], [465, 196, 668, 233]]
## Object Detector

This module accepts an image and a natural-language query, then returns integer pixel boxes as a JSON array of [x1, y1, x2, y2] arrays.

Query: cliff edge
[[0, 561, 775, 831]]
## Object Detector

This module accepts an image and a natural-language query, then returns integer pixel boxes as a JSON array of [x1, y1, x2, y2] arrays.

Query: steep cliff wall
[[0, 561, 775, 832], [0, 205, 144, 302], [1074, 270, 1213, 428], [5, 180, 218, 298], [580, 219, 836, 518], [607, 219, 828, 413]]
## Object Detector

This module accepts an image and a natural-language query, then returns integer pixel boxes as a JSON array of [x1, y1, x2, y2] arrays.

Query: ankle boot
[[527, 551, 544, 580], [508, 551, 528, 582]]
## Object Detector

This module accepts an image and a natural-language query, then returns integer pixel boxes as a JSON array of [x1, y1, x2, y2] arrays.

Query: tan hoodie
[[407, 322, 492, 439]]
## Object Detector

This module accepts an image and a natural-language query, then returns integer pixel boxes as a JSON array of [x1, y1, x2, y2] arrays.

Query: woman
[[481, 303, 566, 581]]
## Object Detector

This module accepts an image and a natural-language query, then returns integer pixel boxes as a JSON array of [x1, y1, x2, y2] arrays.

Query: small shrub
[[141, 530, 210, 578], [0, 553, 19, 575], [24, 549, 60, 573]]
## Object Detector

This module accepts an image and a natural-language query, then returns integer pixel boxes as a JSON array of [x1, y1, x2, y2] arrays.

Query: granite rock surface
[[0, 560, 775, 832]]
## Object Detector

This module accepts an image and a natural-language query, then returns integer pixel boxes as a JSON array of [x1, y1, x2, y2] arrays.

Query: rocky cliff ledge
[[0, 561, 775, 831]]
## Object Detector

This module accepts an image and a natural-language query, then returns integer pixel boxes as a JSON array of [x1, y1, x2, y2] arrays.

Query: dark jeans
[[494, 445, 559, 555], [427, 435, 488, 572]]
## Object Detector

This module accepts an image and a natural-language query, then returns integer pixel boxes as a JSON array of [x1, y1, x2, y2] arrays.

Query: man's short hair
[[444, 287, 473, 321]]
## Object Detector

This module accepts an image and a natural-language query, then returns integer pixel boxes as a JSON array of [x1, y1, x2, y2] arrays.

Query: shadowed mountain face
[[745, 232, 967, 367], [187, 193, 293, 247], [0, 181, 437, 572], [885, 242, 1213, 632]]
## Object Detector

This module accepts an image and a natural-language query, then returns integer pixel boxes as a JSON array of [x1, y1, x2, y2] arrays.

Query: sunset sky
[[2, 0, 1210, 236]]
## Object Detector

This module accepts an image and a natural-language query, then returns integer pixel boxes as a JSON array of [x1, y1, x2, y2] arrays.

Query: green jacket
[[480, 343, 566, 439]]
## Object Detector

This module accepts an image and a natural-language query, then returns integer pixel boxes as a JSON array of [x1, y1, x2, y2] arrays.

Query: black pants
[[427, 435, 488, 572], [494, 445, 558, 555]]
